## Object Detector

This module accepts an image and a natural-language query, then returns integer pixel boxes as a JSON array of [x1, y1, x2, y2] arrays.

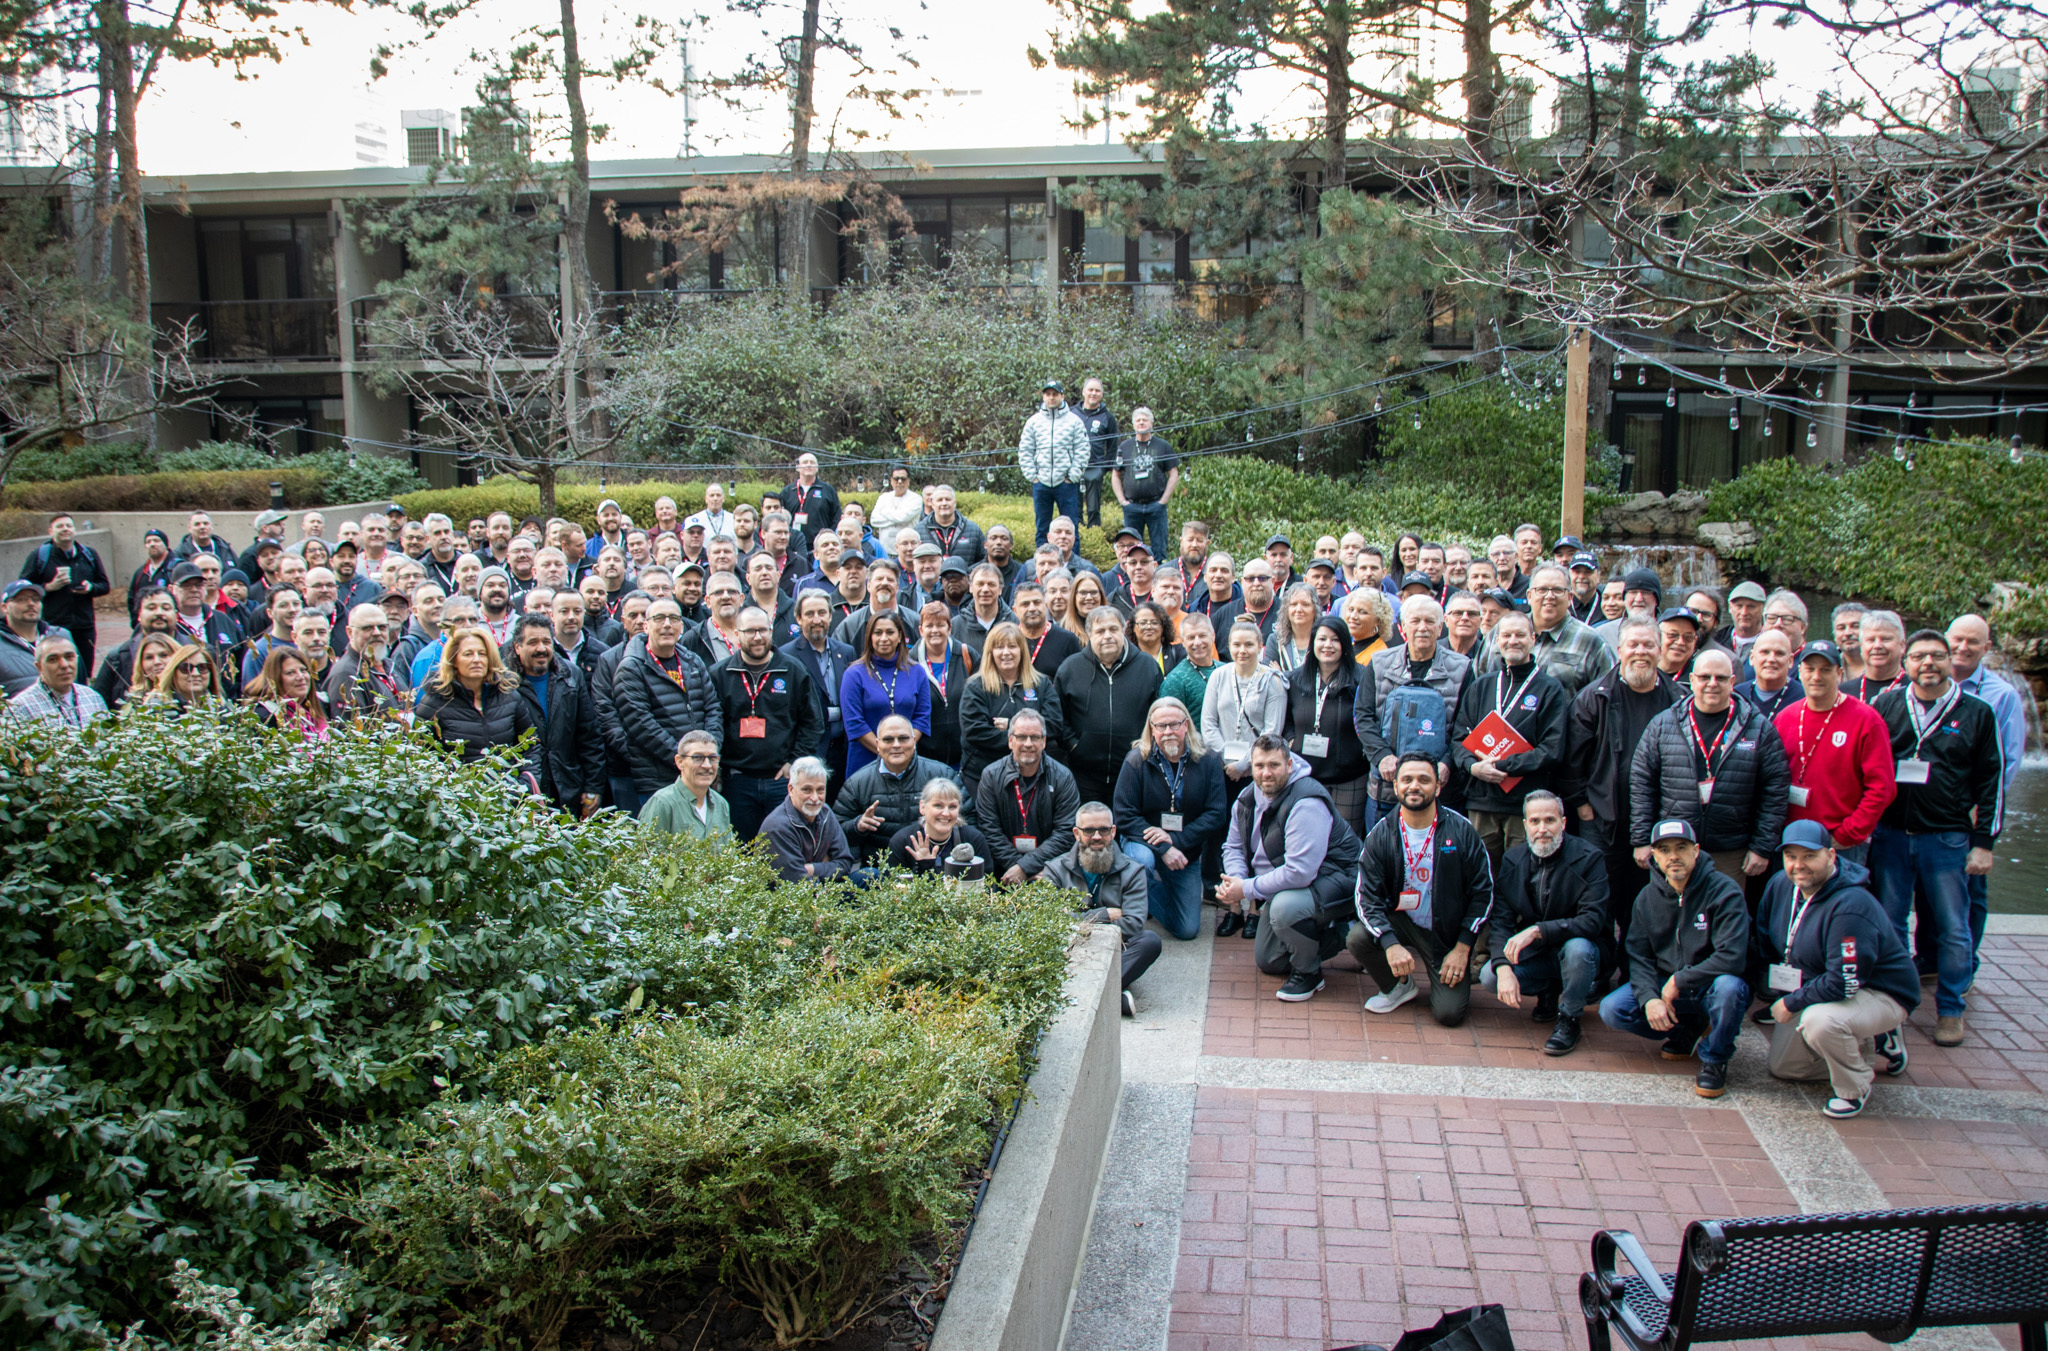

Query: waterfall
[[1983, 650, 2048, 760], [1597, 544, 1725, 593]]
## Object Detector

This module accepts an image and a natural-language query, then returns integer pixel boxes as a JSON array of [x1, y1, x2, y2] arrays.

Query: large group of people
[[3, 391, 2024, 1114]]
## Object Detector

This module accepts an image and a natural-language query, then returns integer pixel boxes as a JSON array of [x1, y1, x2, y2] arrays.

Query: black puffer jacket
[[959, 676, 1067, 792], [607, 634, 724, 794], [833, 755, 958, 860], [514, 655, 607, 810], [415, 680, 542, 782], [1628, 696, 1790, 853], [1053, 641, 1164, 790]]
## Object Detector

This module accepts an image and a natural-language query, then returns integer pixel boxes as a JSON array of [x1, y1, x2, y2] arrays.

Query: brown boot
[[1933, 1014, 1966, 1047]]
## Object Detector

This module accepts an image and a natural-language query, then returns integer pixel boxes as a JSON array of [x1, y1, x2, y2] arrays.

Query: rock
[[1622, 491, 1667, 512], [1697, 520, 1759, 553]]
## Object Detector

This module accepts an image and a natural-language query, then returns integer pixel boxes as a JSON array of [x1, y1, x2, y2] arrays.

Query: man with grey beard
[[1041, 801, 1164, 1016], [1483, 791, 1611, 1056], [327, 602, 408, 716]]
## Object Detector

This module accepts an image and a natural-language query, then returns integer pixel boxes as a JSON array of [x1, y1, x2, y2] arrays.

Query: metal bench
[[1580, 1203, 2048, 1351]]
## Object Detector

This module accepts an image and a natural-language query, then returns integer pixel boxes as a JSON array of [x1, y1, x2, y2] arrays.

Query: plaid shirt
[[5, 681, 108, 727], [1475, 614, 1613, 699]]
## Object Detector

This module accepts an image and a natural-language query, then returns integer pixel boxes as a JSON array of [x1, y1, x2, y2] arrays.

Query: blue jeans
[[1870, 826, 1973, 1016], [1968, 871, 1989, 980], [1122, 839, 1203, 941], [1488, 936, 1601, 1017], [723, 772, 788, 843], [1599, 973, 1749, 1065], [609, 776, 643, 818], [1120, 500, 1170, 559], [1031, 481, 1081, 547]]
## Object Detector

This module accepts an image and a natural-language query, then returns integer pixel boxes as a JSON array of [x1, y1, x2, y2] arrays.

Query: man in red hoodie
[[1773, 640, 1895, 866]]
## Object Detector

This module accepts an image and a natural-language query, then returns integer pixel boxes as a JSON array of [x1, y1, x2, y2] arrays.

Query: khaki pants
[[1707, 848, 1748, 885], [1469, 810, 1525, 875], [1767, 989, 1907, 1100]]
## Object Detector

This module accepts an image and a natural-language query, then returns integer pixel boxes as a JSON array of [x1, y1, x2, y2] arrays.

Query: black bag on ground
[[1330, 1302, 1516, 1351]]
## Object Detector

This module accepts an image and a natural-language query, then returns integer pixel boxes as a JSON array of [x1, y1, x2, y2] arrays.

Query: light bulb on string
[[1907, 391, 1916, 410], [1728, 406, 1740, 432], [1373, 394, 1383, 415], [1904, 455, 1915, 471], [1892, 437, 1905, 461], [1718, 363, 1728, 387], [1412, 411, 1423, 430], [2014, 433, 2026, 465], [1762, 415, 1772, 437], [1636, 365, 1646, 385], [1806, 424, 1818, 448], [1666, 383, 1676, 408]]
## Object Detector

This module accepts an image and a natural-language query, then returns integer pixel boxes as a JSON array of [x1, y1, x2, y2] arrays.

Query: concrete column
[[1044, 175, 1060, 312]]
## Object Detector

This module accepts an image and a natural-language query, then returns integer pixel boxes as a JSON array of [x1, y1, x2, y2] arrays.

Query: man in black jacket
[[833, 714, 956, 861], [1629, 647, 1790, 889], [1869, 628, 2005, 1048], [1449, 610, 1569, 869], [509, 614, 604, 816], [975, 710, 1081, 884], [1597, 819, 1751, 1097], [781, 590, 857, 785], [1113, 697, 1229, 942], [1753, 820, 1918, 1118], [1075, 377, 1119, 527], [17, 513, 110, 676], [761, 757, 865, 884], [326, 602, 410, 722], [1563, 616, 1682, 972], [1349, 754, 1494, 1026], [1055, 607, 1164, 808], [608, 598, 723, 808], [710, 604, 822, 840], [1484, 791, 1608, 1055]]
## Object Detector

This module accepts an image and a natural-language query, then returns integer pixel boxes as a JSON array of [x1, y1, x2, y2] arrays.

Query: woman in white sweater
[[1201, 618, 1287, 785]]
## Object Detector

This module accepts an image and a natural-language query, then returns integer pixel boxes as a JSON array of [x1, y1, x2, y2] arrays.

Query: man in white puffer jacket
[[1019, 378, 1090, 548]]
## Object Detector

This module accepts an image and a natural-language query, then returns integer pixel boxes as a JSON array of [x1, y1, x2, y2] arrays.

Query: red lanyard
[[1028, 628, 1050, 665], [1013, 778, 1039, 826], [1403, 818, 1438, 883], [1793, 702, 1839, 783], [1688, 702, 1737, 778], [738, 666, 771, 715]]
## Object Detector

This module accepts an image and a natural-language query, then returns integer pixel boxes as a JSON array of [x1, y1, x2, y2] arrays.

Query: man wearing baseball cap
[[0, 580, 52, 696], [1726, 580, 1769, 661], [1753, 819, 1916, 1116], [1772, 639, 1895, 867], [1598, 817, 1752, 1097], [1567, 551, 1603, 623], [1019, 380, 1088, 547]]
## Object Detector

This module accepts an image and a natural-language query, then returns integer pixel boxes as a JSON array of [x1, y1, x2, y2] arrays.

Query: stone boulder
[[1595, 489, 1710, 539], [1697, 520, 1760, 553]]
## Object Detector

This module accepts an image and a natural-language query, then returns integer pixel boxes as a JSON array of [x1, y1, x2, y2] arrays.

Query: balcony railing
[[153, 299, 339, 361], [349, 293, 563, 360]]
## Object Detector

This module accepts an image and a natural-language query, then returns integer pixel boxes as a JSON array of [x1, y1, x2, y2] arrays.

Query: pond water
[[1991, 761, 2048, 916]]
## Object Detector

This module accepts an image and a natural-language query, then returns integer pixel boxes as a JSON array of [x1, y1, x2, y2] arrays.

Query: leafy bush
[[1175, 376, 1622, 563], [154, 443, 279, 474], [1, 453, 426, 514], [1704, 439, 2048, 628], [0, 709, 631, 1343], [5, 441, 155, 484]]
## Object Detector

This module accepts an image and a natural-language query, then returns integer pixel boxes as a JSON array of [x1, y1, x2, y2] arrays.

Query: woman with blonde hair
[[1343, 588, 1393, 665], [960, 621, 1065, 804], [413, 628, 539, 774], [1063, 572, 1109, 641], [152, 644, 224, 709], [116, 632, 179, 710]]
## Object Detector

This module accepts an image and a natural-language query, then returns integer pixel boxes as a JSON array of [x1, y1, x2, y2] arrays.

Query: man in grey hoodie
[[1221, 736, 1363, 1004]]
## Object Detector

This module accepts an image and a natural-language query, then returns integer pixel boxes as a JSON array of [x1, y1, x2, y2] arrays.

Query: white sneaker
[[1365, 979, 1418, 1014]]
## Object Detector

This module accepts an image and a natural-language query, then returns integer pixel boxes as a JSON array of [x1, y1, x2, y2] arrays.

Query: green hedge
[[1704, 439, 2048, 629], [2, 451, 426, 514], [0, 710, 1075, 1349]]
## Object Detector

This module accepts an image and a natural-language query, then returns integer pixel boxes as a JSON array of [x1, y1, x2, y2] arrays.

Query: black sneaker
[[1216, 910, 1245, 938], [1661, 1034, 1699, 1061], [1276, 971, 1325, 1002], [1533, 992, 1559, 1023], [1874, 1027, 1908, 1076], [1241, 915, 1259, 940], [1121, 990, 1137, 1018], [1543, 1014, 1582, 1056], [1751, 1004, 1775, 1026], [1695, 1062, 1729, 1098]]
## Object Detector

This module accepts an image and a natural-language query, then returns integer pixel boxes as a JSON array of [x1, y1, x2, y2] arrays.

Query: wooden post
[[1561, 326, 1589, 538], [1044, 175, 1061, 314]]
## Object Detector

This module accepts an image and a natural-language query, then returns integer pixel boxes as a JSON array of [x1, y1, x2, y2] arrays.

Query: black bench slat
[[1581, 1203, 2048, 1351]]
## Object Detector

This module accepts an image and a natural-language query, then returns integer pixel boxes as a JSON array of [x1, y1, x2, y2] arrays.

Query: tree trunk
[[535, 461, 557, 516], [1462, 0, 1502, 373], [556, 0, 603, 455], [102, 1, 146, 330], [90, 66, 115, 287], [782, 0, 820, 300]]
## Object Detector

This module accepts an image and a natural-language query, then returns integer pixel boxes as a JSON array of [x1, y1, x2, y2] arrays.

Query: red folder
[[1462, 711, 1533, 792]]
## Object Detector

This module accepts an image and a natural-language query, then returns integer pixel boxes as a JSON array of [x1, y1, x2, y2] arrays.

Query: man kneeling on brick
[[1751, 819, 1917, 1119], [1599, 818, 1751, 1098], [1481, 790, 1609, 1056], [1042, 801, 1164, 1019]]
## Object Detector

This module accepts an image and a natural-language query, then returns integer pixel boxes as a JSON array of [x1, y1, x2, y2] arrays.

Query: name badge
[[1768, 962, 1803, 994], [740, 716, 767, 739], [793, 512, 808, 527], [1895, 758, 1932, 785], [1133, 464, 1151, 479], [826, 704, 840, 722], [1012, 835, 1037, 853], [1160, 812, 1185, 832], [1302, 733, 1331, 758], [1698, 778, 1715, 804], [1224, 740, 1250, 763], [1398, 889, 1422, 912], [1788, 784, 1811, 807]]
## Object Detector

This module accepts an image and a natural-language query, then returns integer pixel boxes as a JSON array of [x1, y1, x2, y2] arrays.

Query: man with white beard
[[326, 602, 409, 717], [1482, 791, 1611, 1056]]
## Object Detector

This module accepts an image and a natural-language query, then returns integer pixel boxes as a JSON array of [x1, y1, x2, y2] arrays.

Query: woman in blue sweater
[[840, 611, 931, 775]]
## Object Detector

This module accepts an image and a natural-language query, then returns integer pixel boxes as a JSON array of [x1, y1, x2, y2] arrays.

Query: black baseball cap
[[1622, 567, 1663, 597], [170, 562, 207, 585], [1112, 525, 1143, 543], [940, 557, 969, 576], [1651, 818, 1698, 844], [1041, 378, 1064, 393], [1780, 820, 1833, 851], [1306, 557, 1338, 573], [1658, 606, 1701, 629], [1481, 587, 1517, 607], [1797, 639, 1844, 667], [1265, 533, 1293, 551], [1399, 570, 1436, 593], [1124, 540, 1154, 558], [1569, 550, 1600, 572], [2, 580, 43, 601]]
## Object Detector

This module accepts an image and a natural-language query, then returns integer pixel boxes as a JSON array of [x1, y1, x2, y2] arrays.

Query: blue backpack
[[1380, 677, 1450, 763]]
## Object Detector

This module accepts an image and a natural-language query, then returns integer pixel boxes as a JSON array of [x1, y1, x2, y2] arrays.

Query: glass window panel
[[904, 198, 948, 223], [1007, 199, 1046, 282], [1138, 229, 1176, 282], [1677, 392, 1735, 486], [1081, 208, 1126, 282], [951, 197, 1006, 270]]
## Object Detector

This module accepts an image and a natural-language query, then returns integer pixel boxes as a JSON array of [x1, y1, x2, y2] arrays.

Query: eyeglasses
[[1529, 585, 1567, 595], [1150, 717, 1189, 732], [1076, 824, 1116, 837], [680, 752, 720, 764]]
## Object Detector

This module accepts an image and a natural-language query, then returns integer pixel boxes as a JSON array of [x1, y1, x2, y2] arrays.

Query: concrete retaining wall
[[931, 923, 1122, 1351]]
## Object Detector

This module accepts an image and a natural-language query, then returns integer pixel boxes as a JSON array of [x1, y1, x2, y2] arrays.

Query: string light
[[1666, 383, 1676, 408], [2014, 433, 2026, 465], [1635, 365, 1646, 385], [1728, 405, 1740, 432], [1762, 415, 1772, 437]]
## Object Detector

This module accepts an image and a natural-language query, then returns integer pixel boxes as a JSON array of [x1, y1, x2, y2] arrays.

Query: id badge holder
[[1397, 889, 1422, 913], [1788, 784, 1811, 807], [1224, 740, 1250, 764], [1012, 835, 1037, 853], [1160, 813, 1185, 832], [793, 512, 808, 528], [1767, 962, 1803, 994], [1895, 758, 1932, 785], [1302, 733, 1331, 758], [739, 716, 767, 739], [1698, 777, 1715, 804]]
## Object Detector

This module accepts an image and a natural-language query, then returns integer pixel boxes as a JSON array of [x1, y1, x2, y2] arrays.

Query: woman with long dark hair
[[247, 646, 332, 739], [1282, 615, 1370, 835], [840, 611, 930, 775], [915, 599, 973, 770]]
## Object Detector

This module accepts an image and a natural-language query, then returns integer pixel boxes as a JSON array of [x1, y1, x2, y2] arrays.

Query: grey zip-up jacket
[[1018, 401, 1090, 485]]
